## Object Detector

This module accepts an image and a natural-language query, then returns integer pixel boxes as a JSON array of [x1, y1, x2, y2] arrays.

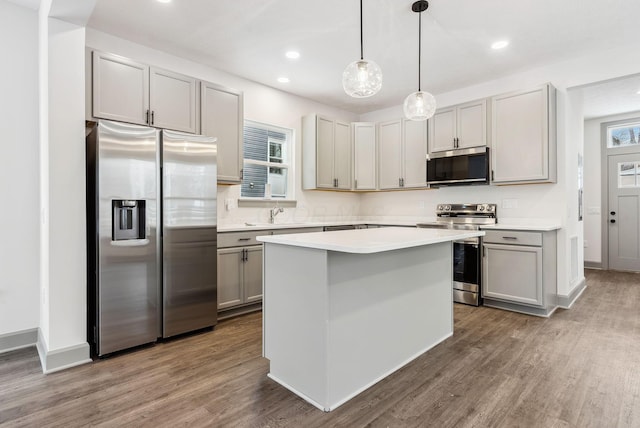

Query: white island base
[[259, 228, 481, 412]]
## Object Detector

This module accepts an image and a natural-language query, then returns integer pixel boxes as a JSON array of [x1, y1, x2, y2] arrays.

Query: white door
[[429, 108, 456, 153], [315, 116, 335, 189], [334, 121, 352, 189], [201, 82, 243, 183], [403, 119, 427, 188], [608, 153, 640, 271], [92, 51, 149, 125], [456, 100, 487, 149], [378, 120, 402, 189], [353, 123, 377, 190], [150, 67, 197, 133]]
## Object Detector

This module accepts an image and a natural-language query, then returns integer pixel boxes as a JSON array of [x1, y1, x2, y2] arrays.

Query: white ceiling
[[87, 0, 640, 116]]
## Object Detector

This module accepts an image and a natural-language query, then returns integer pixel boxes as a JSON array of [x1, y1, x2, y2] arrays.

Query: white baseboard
[[0, 328, 38, 354], [36, 330, 91, 374], [557, 277, 587, 309]]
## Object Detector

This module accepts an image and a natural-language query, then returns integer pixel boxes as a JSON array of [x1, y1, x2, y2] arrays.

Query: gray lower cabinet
[[482, 229, 557, 316], [217, 227, 323, 318], [217, 245, 263, 311]]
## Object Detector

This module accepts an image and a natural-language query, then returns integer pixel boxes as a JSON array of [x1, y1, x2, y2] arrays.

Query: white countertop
[[257, 227, 484, 254], [218, 220, 420, 233], [480, 219, 562, 231]]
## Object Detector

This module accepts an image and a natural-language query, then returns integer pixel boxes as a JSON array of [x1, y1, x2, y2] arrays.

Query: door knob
[[611, 211, 616, 215], [610, 219, 616, 223]]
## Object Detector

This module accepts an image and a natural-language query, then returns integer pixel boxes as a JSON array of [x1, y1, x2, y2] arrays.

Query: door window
[[618, 162, 640, 188], [607, 122, 640, 148]]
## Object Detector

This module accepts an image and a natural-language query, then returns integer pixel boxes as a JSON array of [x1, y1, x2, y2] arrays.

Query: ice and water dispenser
[[112, 200, 146, 241]]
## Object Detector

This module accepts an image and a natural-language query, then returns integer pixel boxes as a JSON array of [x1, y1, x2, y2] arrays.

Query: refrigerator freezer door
[[162, 130, 218, 337], [95, 120, 159, 356]]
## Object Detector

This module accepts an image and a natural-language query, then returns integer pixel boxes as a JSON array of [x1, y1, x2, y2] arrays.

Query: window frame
[[607, 120, 640, 148], [240, 119, 295, 202]]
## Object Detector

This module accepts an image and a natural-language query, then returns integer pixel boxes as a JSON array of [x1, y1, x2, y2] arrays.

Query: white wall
[[0, 0, 40, 336], [45, 17, 88, 353], [85, 29, 363, 226], [583, 110, 640, 264]]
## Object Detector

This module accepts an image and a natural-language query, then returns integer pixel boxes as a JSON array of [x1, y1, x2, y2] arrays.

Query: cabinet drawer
[[483, 230, 542, 246], [218, 230, 272, 248], [272, 227, 324, 235]]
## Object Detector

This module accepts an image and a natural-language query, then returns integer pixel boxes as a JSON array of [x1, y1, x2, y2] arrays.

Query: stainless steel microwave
[[426, 147, 490, 187]]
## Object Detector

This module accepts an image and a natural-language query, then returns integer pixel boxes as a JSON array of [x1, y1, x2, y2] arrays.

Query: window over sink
[[241, 120, 293, 199]]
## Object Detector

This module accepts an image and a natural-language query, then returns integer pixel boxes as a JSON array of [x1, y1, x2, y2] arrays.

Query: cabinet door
[[403, 119, 428, 188], [334, 121, 352, 189], [316, 116, 335, 189], [482, 243, 543, 306], [456, 99, 487, 149], [429, 108, 456, 153], [150, 67, 197, 133], [353, 123, 377, 190], [491, 86, 549, 183], [244, 246, 263, 304], [378, 120, 403, 189], [217, 248, 243, 310], [201, 82, 244, 183], [92, 51, 149, 125]]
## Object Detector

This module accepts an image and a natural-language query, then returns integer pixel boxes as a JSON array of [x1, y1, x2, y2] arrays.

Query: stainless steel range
[[417, 203, 497, 306]]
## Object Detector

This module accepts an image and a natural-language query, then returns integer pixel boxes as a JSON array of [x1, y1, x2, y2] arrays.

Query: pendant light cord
[[418, 9, 422, 91], [360, 0, 364, 60]]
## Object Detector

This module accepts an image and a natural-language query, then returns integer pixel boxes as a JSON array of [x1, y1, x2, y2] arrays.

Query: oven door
[[453, 238, 480, 293]]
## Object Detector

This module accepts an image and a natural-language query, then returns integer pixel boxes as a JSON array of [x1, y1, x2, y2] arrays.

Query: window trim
[[241, 119, 295, 201], [606, 120, 640, 148]]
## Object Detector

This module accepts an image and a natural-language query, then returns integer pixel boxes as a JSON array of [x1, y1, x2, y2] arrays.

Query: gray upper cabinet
[[302, 114, 351, 190], [491, 84, 557, 184], [378, 119, 427, 190], [92, 51, 198, 134], [92, 51, 149, 126], [201, 81, 244, 183], [352, 122, 377, 190], [149, 67, 198, 134], [429, 99, 487, 153]]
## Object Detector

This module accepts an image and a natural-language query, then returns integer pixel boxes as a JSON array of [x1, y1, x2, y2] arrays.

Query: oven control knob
[[445, 205, 451, 211], [479, 206, 485, 211], [437, 205, 443, 211]]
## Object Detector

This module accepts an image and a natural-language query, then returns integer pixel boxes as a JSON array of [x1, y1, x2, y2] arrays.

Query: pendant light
[[403, 0, 436, 121], [343, 0, 382, 98]]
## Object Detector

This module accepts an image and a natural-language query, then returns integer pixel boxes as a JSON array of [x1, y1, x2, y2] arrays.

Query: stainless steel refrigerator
[[86, 120, 218, 357]]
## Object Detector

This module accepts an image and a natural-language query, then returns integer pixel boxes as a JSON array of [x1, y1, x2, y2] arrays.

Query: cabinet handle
[[240, 169, 244, 180], [146, 109, 150, 125], [402, 178, 405, 187], [238, 238, 251, 241], [354, 179, 357, 189], [151, 111, 155, 125], [491, 170, 495, 181], [502, 236, 518, 240]]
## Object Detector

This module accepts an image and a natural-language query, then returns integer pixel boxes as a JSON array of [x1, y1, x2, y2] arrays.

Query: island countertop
[[257, 226, 484, 254]]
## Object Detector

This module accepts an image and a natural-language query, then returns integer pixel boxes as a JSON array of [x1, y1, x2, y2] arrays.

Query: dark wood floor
[[1, 269, 639, 427]]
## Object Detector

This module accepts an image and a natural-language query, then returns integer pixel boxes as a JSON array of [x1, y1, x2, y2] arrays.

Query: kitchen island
[[257, 227, 484, 412]]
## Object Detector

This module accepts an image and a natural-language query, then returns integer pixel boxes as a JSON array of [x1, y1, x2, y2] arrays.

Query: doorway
[[603, 118, 640, 271]]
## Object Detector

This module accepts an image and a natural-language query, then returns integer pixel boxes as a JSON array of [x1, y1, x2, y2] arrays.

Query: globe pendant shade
[[403, 90, 436, 121], [343, 59, 383, 98]]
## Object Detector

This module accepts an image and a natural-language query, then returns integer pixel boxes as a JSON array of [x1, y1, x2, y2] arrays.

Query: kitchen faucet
[[269, 206, 284, 224]]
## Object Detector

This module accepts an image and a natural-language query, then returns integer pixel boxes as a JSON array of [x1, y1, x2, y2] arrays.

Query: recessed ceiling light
[[285, 51, 300, 60], [157, 0, 171, 3], [277, 77, 290, 83], [637, 89, 640, 95], [491, 40, 509, 50]]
